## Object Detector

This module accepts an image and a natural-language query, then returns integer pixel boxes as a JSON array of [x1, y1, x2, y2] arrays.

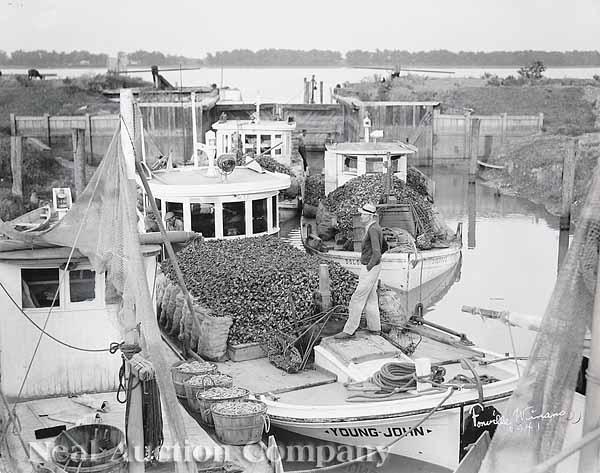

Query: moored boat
[[302, 119, 462, 291], [6, 204, 54, 233]]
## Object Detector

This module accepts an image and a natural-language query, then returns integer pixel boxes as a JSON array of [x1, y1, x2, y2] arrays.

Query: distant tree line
[[0, 48, 599, 68]]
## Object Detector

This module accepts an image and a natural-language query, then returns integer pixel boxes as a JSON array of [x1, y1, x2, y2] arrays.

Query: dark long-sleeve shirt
[[360, 222, 383, 271]]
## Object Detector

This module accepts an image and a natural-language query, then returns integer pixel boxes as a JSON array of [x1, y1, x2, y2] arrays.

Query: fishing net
[[479, 158, 600, 471], [6, 119, 197, 473]]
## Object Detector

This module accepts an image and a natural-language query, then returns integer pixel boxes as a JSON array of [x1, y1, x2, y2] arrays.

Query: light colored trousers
[[343, 263, 382, 335]]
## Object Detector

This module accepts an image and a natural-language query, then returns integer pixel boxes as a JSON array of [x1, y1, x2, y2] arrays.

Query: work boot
[[333, 331, 354, 340]]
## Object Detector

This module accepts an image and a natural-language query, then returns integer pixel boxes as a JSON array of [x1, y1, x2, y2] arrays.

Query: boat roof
[[0, 244, 161, 263], [326, 141, 417, 155], [212, 119, 296, 132], [147, 166, 291, 198]]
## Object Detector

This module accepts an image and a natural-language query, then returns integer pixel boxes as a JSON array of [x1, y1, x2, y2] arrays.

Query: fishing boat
[[258, 324, 584, 471], [302, 120, 462, 292], [6, 204, 53, 233]]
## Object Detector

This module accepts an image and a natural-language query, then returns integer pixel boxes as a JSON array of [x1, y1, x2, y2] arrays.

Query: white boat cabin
[[324, 141, 417, 195], [212, 117, 296, 167], [141, 166, 290, 239], [0, 245, 159, 398]]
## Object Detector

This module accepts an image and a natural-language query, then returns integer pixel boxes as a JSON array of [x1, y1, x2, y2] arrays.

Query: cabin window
[[273, 135, 282, 155], [260, 135, 271, 155], [69, 269, 96, 303], [21, 268, 60, 308], [366, 157, 384, 174], [191, 203, 215, 238], [343, 156, 357, 174], [272, 195, 278, 229], [244, 135, 257, 154], [391, 156, 401, 172], [252, 198, 268, 234], [155, 198, 162, 211], [223, 202, 246, 236]]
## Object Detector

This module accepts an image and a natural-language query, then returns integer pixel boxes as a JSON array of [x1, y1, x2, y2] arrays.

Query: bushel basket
[[184, 374, 234, 413], [195, 386, 249, 426], [170, 360, 217, 398], [211, 400, 269, 446]]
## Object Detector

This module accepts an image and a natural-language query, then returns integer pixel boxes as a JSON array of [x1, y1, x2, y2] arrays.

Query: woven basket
[[211, 400, 269, 445], [195, 387, 249, 426], [170, 360, 217, 398], [184, 374, 234, 413]]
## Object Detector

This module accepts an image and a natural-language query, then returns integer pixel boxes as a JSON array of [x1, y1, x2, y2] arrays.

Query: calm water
[[4, 66, 600, 103]]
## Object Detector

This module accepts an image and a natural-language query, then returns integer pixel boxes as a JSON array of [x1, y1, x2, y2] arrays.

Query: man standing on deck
[[298, 129, 308, 172], [165, 212, 184, 231], [334, 203, 384, 339]]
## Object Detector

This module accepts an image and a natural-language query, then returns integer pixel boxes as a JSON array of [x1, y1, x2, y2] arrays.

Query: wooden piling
[[467, 182, 476, 249], [319, 81, 324, 104], [557, 139, 577, 272], [10, 136, 23, 198], [318, 263, 332, 311], [44, 113, 51, 147], [86, 113, 94, 165], [468, 118, 481, 183], [72, 128, 86, 198]]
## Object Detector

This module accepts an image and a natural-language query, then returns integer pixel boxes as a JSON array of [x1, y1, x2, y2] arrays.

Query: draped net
[[479, 160, 600, 471]]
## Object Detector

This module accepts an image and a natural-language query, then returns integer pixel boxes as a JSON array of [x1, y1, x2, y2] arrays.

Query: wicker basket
[[184, 374, 234, 413], [170, 360, 217, 398], [211, 400, 269, 445], [195, 387, 249, 427]]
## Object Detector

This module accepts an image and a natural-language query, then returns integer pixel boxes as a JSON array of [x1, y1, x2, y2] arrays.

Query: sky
[[0, 0, 599, 57]]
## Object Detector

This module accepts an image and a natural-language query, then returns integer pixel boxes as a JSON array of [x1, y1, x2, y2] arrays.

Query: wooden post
[[318, 264, 331, 311], [10, 136, 23, 198], [500, 112, 508, 148], [72, 128, 86, 199], [303, 78, 309, 104], [86, 113, 94, 165], [464, 112, 472, 161], [119, 90, 145, 473], [44, 113, 51, 147], [319, 81, 324, 104], [191, 92, 198, 165], [9, 113, 16, 137], [468, 118, 481, 183], [538, 112, 544, 132], [558, 139, 577, 272], [467, 182, 476, 249]]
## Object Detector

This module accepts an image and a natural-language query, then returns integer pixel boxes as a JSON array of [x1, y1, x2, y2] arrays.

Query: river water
[[4, 65, 600, 103]]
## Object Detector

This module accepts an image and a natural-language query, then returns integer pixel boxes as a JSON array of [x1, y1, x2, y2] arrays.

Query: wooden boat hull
[[266, 397, 507, 469], [7, 205, 53, 233], [307, 243, 462, 292]]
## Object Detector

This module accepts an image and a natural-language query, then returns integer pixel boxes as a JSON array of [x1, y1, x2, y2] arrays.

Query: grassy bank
[[340, 75, 600, 218]]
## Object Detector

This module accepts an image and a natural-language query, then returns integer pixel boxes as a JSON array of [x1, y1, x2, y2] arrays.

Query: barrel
[[52, 424, 126, 473], [211, 400, 268, 445], [379, 204, 415, 236]]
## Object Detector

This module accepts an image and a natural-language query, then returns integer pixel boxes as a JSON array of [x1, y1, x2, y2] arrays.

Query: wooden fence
[[433, 111, 544, 162]]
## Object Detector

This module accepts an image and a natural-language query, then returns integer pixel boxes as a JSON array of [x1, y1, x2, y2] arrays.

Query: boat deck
[[215, 357, 337, 395]]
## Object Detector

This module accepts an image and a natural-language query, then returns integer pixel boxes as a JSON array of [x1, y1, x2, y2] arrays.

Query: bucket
[[195, 386, 249, 426], [211, 400, 269, 445], [52, 424, 126, 473], [171, 360, 217, 398], [184, 374, 234, 413]]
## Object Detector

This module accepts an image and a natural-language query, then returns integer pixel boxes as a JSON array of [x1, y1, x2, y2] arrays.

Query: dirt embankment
[[342, 76, 600, 218], [0, 74, 146, 220]]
